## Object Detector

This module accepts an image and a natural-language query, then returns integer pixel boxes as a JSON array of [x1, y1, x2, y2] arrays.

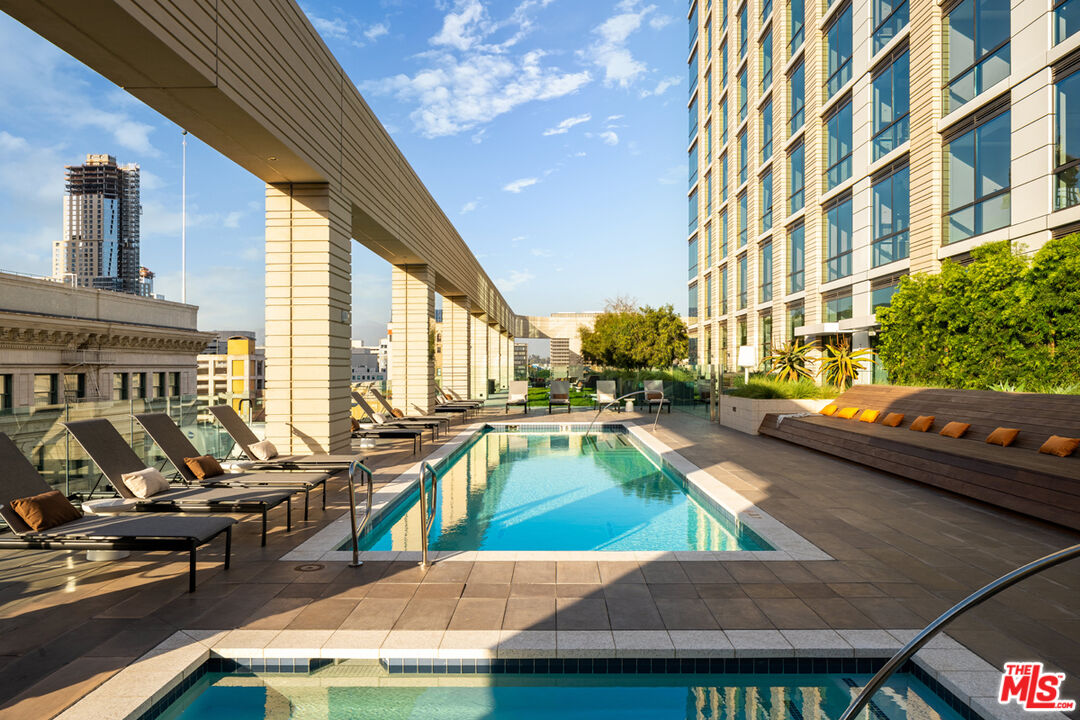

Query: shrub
[[728, 377, 839, 399]]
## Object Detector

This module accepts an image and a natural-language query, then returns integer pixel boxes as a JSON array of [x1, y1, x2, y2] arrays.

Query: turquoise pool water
[[161, 671, 968, 720], [340, 428, 769, 552]]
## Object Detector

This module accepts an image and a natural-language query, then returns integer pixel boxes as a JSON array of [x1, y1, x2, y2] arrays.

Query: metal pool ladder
[[837, 541, 1080, 720], [345, 459, 374, 568], [417, 461, 439, 570], [583, 389, 665, 441]]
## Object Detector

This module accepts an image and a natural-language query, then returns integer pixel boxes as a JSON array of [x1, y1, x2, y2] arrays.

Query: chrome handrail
[[838, 542, 1080, 720], [346, 459, 374, 568], [417, 461, 439, 570], [583, 388, 665, 440]]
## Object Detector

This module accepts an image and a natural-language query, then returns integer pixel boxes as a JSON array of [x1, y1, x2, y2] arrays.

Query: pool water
[[341, 428, 769, 552], [161, 671, 968, 720]]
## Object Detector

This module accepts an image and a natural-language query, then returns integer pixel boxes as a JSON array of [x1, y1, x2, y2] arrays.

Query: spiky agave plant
[[818, 339, 874, 388], [764, 339, 817, 382]]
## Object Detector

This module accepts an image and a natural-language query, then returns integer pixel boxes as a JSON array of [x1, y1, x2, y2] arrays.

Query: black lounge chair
[[64, 419, 294, 546], [369, 388, 459, 427], [0, 432, 232, 592], [133, 413, 330, 520], [208, 405, 366, 467], [351, 392, 446, 439]]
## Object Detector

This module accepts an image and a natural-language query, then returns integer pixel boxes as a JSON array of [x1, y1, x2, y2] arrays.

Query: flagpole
[[181, 129, 187, 304]]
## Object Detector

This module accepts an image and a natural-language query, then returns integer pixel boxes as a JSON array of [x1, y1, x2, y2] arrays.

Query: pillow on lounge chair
[[909, 415, 935, 432], [248, 440, 278, 461], [1039, 435, 1080, 457], [986, 427, 1020, 447], [881, 413, 904, 427], [835, 407, 859, 419], [350, 417, 361, 432], [184, 454, 224, 479], [939, 421, 970, 438], [120, 467, 171, 498], [858, 409, 880, 423], [392, 409, 404, 418], [819, 404, 838, 416], [10, 490, 82, 531]]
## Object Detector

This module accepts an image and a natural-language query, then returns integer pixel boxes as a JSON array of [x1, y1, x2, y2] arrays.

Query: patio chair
[[352, 392, 446, 438], [506, 380, 529, 414], [440, 387, 483, 411], [349, 418, 424, 454], [594, 380, 620, 412], [697, 380, 712, 404], [208, 405, 363, 469], [63, 419, 295, 546], [644, 380, 671, 413], [548, 380, 571, 414], [432, 390, 480, 417], [0, 432, 233, 593], [133, 413, 330, 521], [370, 388, 464, 425]]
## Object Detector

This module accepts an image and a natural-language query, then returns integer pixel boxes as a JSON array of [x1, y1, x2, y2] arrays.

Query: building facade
[[52, 154, 147, 295], [686, 0, 1071, 369], [350, 342, 385, 383], [196, 335, 265, 414]]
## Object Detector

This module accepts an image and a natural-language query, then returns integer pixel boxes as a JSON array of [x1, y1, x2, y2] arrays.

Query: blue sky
[[0, 0, 686, 344]]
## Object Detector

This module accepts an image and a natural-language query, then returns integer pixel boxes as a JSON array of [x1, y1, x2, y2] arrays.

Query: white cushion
[[249, 440, 278, 461], [372, 413, 387, 424], [120, 467, 170, 499]]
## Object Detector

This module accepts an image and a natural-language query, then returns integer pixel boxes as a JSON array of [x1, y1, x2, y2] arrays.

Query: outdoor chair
[[133, 413, 330, 521], [594, 380, 620, 412], [548, 380, 571, 414], [347, 417, 425, 454], [208, 405, 363, 469], [644, 380, 671, 413], [506, 381, 529, 414], [64, 418, 294, 546], [442, 387, 484, 409], [369, 388, 457, 427], [0, 432, 233, 592], [352, 392, 445, 439]]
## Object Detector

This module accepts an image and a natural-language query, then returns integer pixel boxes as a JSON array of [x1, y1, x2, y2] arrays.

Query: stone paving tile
[[555, 598, 610, 630], [555, 583, 601, 598], [364, 582, 419, 599], [655, 599, 721, 630], [461, 583, 511, 598], [752, 599, 830, 629], [502, 598, 557, 631], [556, 562, 600, 584], [512, 562, 556, 584], [447, 598, 507, 631], [605, 595, 665, 631], [801, 597, 878, 629], [392, 599, 458, 631], [741, 583, 797, 598], [703, 598, 774, 629], [647, 583, 699, 599], [639, 562, 690, 584], [508, 583, 556, 598], [694, 583, 749, 599], [338, 598, 409, 630], [286, 598, 358, 630], [412, 583, 464, 600], [679, 561, 735, 584], [597, 561, 644, 584], [468, 562, 515, 585]]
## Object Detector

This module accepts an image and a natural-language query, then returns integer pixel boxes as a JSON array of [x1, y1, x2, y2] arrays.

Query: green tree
[[580, 304, 688, 370]]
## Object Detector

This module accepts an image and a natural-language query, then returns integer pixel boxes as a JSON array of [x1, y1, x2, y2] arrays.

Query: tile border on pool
[[56, 627, 1062, 720], [283, 420, 831, 563]]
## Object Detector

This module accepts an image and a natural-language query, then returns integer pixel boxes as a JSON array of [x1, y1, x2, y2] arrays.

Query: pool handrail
[[418, 461, 439, 569], [837, 541, 1080, 720], [583, 388, 665, 440], [346, 459, 374, 568]]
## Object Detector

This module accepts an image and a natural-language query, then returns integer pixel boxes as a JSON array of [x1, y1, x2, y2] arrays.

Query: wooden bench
[[759, 385, 1080, 530]]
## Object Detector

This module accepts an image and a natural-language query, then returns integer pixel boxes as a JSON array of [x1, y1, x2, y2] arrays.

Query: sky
[[0, 0, 686, 345]]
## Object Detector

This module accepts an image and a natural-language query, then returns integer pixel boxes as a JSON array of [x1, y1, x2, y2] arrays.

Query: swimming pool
[[338, 425, 770, 553]]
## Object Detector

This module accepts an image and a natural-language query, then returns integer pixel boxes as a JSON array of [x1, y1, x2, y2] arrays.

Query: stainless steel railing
[[583, 388, 665, 440], [838, 541, 1080, 720], [345, 459, 374, 568], [417, 461, 439, 570]]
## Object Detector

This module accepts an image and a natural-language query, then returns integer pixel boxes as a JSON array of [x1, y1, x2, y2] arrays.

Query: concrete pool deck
[[1, 406, 1078, 718]]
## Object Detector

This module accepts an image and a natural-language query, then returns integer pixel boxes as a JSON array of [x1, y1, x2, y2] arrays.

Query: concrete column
[[488, 322, 502, 390], [442, 296, 471, 399], [264, 183, 351, 454], [470, 312, 489, 399], [390, 264, 435, 415], [504, 333, 514, 385]]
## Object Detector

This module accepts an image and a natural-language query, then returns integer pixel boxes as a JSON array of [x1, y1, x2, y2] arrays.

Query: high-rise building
[[53, 154, 144, 295], [686, 0, 1069, 371]]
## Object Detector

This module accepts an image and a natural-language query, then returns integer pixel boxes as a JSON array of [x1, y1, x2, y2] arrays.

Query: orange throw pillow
[[909, 415, 935, 432], [939, 421, 970, 438], [858, 409, 880, 423], [184, 455, 224, 479], [835, 407, 859, 419], [986, 427, 1019, 447], [10, 490, 82, 532], [881, 413, 904, 427], [1039, 435, 1080, 457], [819, 404, 838, 416]]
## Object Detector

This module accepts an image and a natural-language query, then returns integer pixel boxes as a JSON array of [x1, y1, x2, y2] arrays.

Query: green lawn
[[524, 387, 596, 407]]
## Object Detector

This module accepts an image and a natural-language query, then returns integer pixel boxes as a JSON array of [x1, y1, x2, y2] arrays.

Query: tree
[[580, 304, 688, 370]]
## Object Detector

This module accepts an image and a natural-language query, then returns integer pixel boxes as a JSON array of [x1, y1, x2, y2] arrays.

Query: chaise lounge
[[208, 405, 364, 469]]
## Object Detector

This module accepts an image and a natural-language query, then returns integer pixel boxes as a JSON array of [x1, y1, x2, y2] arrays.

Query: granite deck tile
[[656, 598, 723, 630], [511, 562, 556, 584], [555, 598, 610, 630], [447, 598, 507, 631], [501, 598, 557, 631], [392, 598, 458, 631]]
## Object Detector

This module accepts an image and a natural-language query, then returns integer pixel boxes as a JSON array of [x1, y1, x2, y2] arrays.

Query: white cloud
[[639, 75, 680, 98], [581, 1, 657, 88], [648, 14, 674, 29], [543, 113, 591, 136], [223, 210, 243, 228], [657, 164, 683, 185], [496, 269, 534, 291], [460, 199, 480, 214], [530, 247, 552, 257], [304, 7, 390, 47], [606, 114, 624, 122], [503, 177, 539, 193], [599, 130, 619, 145], [571, 151, 587, 157], [511, 235, 525, 244], [309, 13, 349, 40], [432, 0, 489, 50], [365, 23, 390, 41]]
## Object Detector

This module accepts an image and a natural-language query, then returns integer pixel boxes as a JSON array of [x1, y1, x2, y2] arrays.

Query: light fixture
[[268, 155, 278, 161]]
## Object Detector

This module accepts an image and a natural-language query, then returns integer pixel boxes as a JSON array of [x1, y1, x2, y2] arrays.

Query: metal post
[[418, 461, 439, 570], [181, 130, 187, 304]]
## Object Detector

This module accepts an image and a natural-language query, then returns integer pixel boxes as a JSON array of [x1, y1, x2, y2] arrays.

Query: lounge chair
[[349, 419, 424, 454], [548, 380, 571, 414], [64, 419, 294, 546], [0, 432, 232, 592], [440, 387, 483, 412], [370, 388, 464, 425], [133, 413, 330, 521], [594, 380, 620, 412], [506, 380, 529, 414], [208, 405, 364, 468], [644, 380, 671, 413], [352, 392, 446, 438]]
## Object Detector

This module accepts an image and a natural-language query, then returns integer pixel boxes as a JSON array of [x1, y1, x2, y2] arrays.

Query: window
[[788, 222, 805, 292], [874, 0, 908, 53], [787, 303, 805, 339], [872, 274, 905, 311], [689, 142, 699, 188], [690, 1, 699, 47], [760, 241, 774, 301], [689, 95, 699, 140], [132, 372, 147, 399], [721, 210, 730, 256], [737, 253, 748, 309], [825, 193, 854, 281], [689, 188, 700, 232], [170, 372, 181, 397], [824, 289, 854, 321], [706, 221, 713, 264], [738, 3, 748, 58], [722, 152, 729, 200], [789, 0, 805, 54], [721, 266, 729, 313], [63, 373, 85, 401], [689, 282, 699, 318], [706, 68, 712, 105], [825, 3, 853, 99], [706, 120, 713, 157], [761, 0, 773, 21], [788, 142, 805, 213], [789, 61, 805, 134], [154, 372, 166, 398], [721, 97, 729, 144], [761, 31, 773, 91], [825, 96, 853, 189], [738, 131, 749, 184], [689, 236, 700, 278], [738, 68, 749, 122], [1055, 64, 1080, 209], [706, 274, 714, 317], [34, 373, 58, 406], [872, 47, 910, 160], [761, 98, 774, 161], [706, 170, 714, 214], [722, 41, 729, 85], [113, 372, 129, 400], [760, 314, 774, 359], [872, 163, 910, 266], [761, 169, 774, 231], [707, 16, 713, 59], [1058, 0, 1080, 43], [738, 317, 748, 346], [690, 50, 699, 96], [944, 104, 1010, 243], [945, 0, 1009, 113], [738, 192, 749, 246]]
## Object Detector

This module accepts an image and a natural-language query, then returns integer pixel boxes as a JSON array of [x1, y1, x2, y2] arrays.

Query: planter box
[[719, 396, 832, 435]]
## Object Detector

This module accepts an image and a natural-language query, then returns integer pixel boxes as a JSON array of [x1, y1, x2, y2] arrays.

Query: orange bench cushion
[[1039, 435, 1080, 457], [939, 421, 971, 438], [986, 427, 1020, 447], [881, 413, 905, 427], [819, 404, 838, 416], [858, 409, 880, 423], [909, 415, 935, 432], [835, 407, 859, 420]]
